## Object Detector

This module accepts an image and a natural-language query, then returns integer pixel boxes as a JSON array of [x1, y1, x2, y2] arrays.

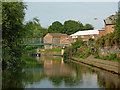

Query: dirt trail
[[87, 55, 118, 67], [71, 55, 119, 74]]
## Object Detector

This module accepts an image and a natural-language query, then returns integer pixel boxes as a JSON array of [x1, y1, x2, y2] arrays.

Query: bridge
[[22, 43, 69, 47]]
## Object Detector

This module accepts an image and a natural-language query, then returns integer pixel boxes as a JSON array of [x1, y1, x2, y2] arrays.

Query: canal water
[[2, 54, 120, 88]]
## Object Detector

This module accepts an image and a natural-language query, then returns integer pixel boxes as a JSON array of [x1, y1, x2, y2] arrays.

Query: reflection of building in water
[[97, 72, 120, 88], [35, 53, 77, 77], [36, 57, 41, 61], [43, 59, 76, 78]]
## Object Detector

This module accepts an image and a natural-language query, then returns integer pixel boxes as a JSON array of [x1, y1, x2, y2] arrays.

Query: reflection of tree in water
[[49, 76, 63, 86], [97, 72, 120, 88], [4, 55, 120, 88], [2, 66, 46, 88], [2, 68, 26, 89]]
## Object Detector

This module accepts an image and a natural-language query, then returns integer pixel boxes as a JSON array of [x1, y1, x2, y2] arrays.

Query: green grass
[[43, 48, 61, 52], [89, 60, 118, 67], [21, 54, 43, 66], [94, 53, 119, 62], [47, 57, 61, 62]]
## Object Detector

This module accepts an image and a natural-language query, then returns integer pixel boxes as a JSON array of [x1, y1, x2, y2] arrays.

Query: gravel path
[[87, 55, 118, 67], [71, 55, 119, 74]]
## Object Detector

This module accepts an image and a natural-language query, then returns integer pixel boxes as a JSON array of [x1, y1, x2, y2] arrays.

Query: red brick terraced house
[[70, 29, 105, 43], [104, 14, 118, 34], [43, 33, 73, 49]]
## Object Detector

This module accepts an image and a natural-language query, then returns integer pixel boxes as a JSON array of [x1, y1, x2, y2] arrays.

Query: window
[[92, 36, 94, 39], [66, 38, 69, 42], [81, 35, 84, 38], [51, 38, 52, 42], [74, 39, 76, 42], [97, 36, 99, 39], [88, 36, 90, 39]]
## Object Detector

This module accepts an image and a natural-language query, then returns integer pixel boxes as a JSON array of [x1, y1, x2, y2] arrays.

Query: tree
[[88, 38, 95, 46], [24, 17, 48, 38], [2, 2, 27, 67], [71, 38, 84, 52], [114, 12, 120, 45], [63, 20, 83, 35], [48, 21, 63, 33], [83, 24, 94, 30]]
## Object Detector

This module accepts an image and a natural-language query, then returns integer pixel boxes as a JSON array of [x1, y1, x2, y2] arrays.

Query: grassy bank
[[47, 57, 62, 62], [21, 54, 43, 67], [43, 48, 61, 52]]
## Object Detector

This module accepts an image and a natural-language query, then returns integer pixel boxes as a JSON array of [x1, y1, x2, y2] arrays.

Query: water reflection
[[2, 54, 120, 88]]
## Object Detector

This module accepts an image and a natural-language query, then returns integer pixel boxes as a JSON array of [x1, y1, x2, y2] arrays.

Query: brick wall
[[44, 33, 63, 49], [44, 33, 53, 43], [98, 46, 120, 58], [61, 35, 73, 45], [105, 24, 115, 34], [99, 30, 105, 37], [52, 37, 61, 44], [78, 34, 98, 41]]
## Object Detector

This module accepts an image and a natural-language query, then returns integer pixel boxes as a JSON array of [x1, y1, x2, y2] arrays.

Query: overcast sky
[[24, 2, 118, 29]]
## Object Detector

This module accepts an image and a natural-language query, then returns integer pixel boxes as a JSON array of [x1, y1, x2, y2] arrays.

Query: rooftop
[[104, 14, 118, 25], [70, 29, 103, 37], [49, 33, 67, 38]]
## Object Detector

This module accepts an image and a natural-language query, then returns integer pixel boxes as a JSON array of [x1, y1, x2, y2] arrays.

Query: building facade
[[43, 33, 73, 49], [104, 14, 117, 34], [70, 29, 105, 42]]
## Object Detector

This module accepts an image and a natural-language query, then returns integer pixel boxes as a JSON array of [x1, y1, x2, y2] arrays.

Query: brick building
[[43, 33, 73, 49], [60, 35, 73, 45], [70, 29, 105, 42], [104, 14, 118, 34]]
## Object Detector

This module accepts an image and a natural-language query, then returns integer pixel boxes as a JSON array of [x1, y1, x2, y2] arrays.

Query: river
[[2, 53, 120, 88]]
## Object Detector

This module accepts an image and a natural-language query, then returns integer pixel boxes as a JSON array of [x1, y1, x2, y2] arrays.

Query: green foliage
[[2, 2, 27, 67], [63, 47, 72, 59], [63, 20, 84, 35], [23, 46, 38, 53], [102, 55, 110, 60], [109, 54, 117, 60], [114, 14, 120, 45], [74, 46, 92, 59], [24, 17, 48, 38], [43, 48, 61, 52], [94, 47, 100, 59], [64, 38, 91, 59], [48, 21, 63, 33], [71, 38, 84, 51], [96, 35, 105, 47], [83, 24, 94, 30], [88, 38, 95, 46], [94, 53, 100, 58], [48, 20, 94, 35], [96, 13, 120, 47], [47, 57, 61, 62]]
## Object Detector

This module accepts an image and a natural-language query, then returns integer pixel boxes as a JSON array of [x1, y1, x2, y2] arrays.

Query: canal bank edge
[[71, 57, 119, 75]]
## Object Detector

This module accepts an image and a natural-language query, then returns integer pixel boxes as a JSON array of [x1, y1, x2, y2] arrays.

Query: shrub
[[109, 54, 117, 60], [94, 53, 100, 58], [102, 56, 110, 60]]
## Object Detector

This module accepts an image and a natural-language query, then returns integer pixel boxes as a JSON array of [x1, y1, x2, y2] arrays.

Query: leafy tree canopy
[[48, 20, 94, 35], [48, 21, 63, 33], [83, 24, 94, 30], [2, 2, 27, 67], [24, 17, 48, 38], [63, 20, 84, 35]]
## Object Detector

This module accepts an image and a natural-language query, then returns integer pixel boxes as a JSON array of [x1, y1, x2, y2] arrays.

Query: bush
[[101, 54, 118, 61], [94, 53, 100, 58], [102, 56, 109, 60], [109, 54, 117, 60]]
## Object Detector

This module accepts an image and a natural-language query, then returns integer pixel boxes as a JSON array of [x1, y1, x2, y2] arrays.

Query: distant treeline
[[48, 20, 94, 35]]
